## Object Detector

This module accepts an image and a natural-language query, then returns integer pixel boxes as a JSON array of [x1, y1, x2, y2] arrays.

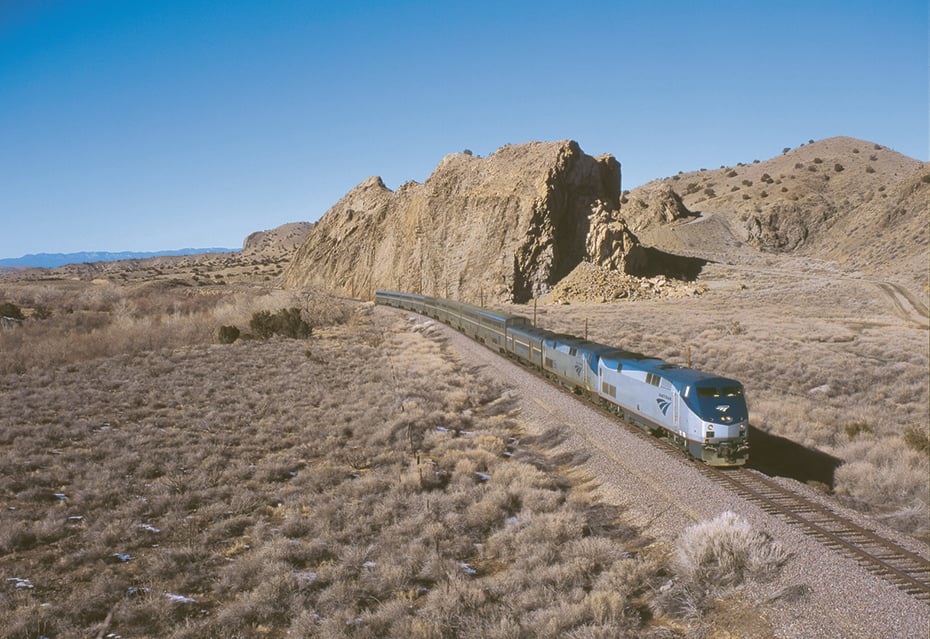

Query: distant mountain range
[[0, 248, 238, 269]]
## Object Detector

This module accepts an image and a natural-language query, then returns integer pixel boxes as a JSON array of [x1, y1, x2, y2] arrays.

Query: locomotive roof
[[603, 354, 740, 387]]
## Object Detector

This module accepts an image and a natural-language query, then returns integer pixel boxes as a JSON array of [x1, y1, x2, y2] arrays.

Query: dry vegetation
[[501, 258, 930, 541], [0, 278, 349, 374], [0, 276, 786, 638]]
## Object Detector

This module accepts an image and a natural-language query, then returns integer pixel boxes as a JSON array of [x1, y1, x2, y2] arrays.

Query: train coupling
[[702, 439, 750, 466]]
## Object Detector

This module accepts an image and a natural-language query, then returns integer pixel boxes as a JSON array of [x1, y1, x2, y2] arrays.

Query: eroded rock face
[[284, 140, 642, 303]]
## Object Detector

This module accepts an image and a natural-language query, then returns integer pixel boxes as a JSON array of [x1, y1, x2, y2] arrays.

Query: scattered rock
[[544, 261, 706, 304]]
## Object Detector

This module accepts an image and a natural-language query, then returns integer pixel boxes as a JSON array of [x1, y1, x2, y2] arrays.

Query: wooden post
[[584, 318, 588, 341], [687, 345, 692, 368], [533, 297, 537, 327]]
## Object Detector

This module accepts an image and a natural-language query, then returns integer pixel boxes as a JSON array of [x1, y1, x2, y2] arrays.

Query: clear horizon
[[1, 0, 927, 259]]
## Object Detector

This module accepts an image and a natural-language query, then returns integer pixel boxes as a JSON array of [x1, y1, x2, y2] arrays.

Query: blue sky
[[1, 0, 927, 258]]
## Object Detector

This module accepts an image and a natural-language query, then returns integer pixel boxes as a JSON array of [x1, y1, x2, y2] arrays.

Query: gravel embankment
[[430, 317, 930, 639]]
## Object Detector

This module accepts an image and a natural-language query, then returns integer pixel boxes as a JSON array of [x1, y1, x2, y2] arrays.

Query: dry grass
[[0, 284, 707, 638], [500, 260, 930, 541], [0, 279, 350, 374]]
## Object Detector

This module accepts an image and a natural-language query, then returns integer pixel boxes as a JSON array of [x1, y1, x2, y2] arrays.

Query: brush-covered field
[[0, 280, 787, 638], [504, 259, 930, 541]]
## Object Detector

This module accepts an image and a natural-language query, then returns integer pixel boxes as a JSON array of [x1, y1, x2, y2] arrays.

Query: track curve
[[699, 466, 930, 603]]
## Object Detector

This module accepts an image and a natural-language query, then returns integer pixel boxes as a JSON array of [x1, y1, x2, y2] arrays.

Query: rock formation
[[621, 184, 695, 232], [283, 141, 643, 303], [241, 222, 314, 258]]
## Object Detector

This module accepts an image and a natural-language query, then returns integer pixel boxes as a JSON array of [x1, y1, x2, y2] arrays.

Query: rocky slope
[[241, 221, 314, 259], [283, 141, 647, 303], [626, 136, 928, 294]]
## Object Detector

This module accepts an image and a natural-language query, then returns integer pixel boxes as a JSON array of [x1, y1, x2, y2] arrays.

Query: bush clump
[[217, 325, 241, 344], [655, 511, 789, 617], [0, 302, 25, 320], [903, 424, 930, 457], [249, 307, 313, 339]]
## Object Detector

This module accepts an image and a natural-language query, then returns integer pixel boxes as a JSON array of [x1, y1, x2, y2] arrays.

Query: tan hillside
[[241, 221, 314, 259], [626, 136, 928, 295], [283, 141, 647, 303]]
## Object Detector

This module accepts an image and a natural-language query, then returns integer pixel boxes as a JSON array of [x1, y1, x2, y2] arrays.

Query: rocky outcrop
[[621, 184, 695, 232], [283, 141, 643, 303]]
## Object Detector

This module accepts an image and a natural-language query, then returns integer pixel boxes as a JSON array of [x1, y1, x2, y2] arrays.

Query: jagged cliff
[[283, 141, 642, 303]]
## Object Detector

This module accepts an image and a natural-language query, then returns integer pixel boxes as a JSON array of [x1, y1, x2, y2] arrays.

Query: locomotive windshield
[[690, 383, 748, 422], [696, 385, 743, 398]]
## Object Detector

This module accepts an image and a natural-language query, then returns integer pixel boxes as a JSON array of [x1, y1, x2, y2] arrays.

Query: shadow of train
[[746, 425, 842, 489]]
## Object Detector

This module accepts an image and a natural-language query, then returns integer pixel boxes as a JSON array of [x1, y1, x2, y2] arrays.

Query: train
[[375, 290, 749, 466]]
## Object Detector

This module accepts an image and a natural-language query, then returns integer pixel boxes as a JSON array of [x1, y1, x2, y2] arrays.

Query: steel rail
[[703, 466, 930, 603]]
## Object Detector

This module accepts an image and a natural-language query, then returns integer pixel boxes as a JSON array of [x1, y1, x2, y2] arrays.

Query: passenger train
[[375, 290, 749, 466]]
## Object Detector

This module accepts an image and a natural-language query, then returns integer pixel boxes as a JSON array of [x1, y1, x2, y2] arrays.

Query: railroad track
[[700, 465, 930, 604]]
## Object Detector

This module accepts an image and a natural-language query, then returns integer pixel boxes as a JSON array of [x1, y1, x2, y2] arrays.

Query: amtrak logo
[[716, 405, 729, 412], [656, 397, 671, 415], [574, 363, 583, 377]]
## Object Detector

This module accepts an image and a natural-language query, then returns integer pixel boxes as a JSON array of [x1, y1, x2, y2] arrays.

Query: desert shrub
[[866, 166, 876, 174], [249, 307, 312, 339], [217, 324, 240, 343], [813, 157, 823, 164], [903, 424, 930, 457], [656, 511, 788, 617], [676, 511, 788, 585], [834, 435, 930, 535], [844, 420, 873, 440], [32, 305, 52, 319], [834, 163, 844, 172], [0, 302, 24, 320], [702, 188, 716, 198]]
